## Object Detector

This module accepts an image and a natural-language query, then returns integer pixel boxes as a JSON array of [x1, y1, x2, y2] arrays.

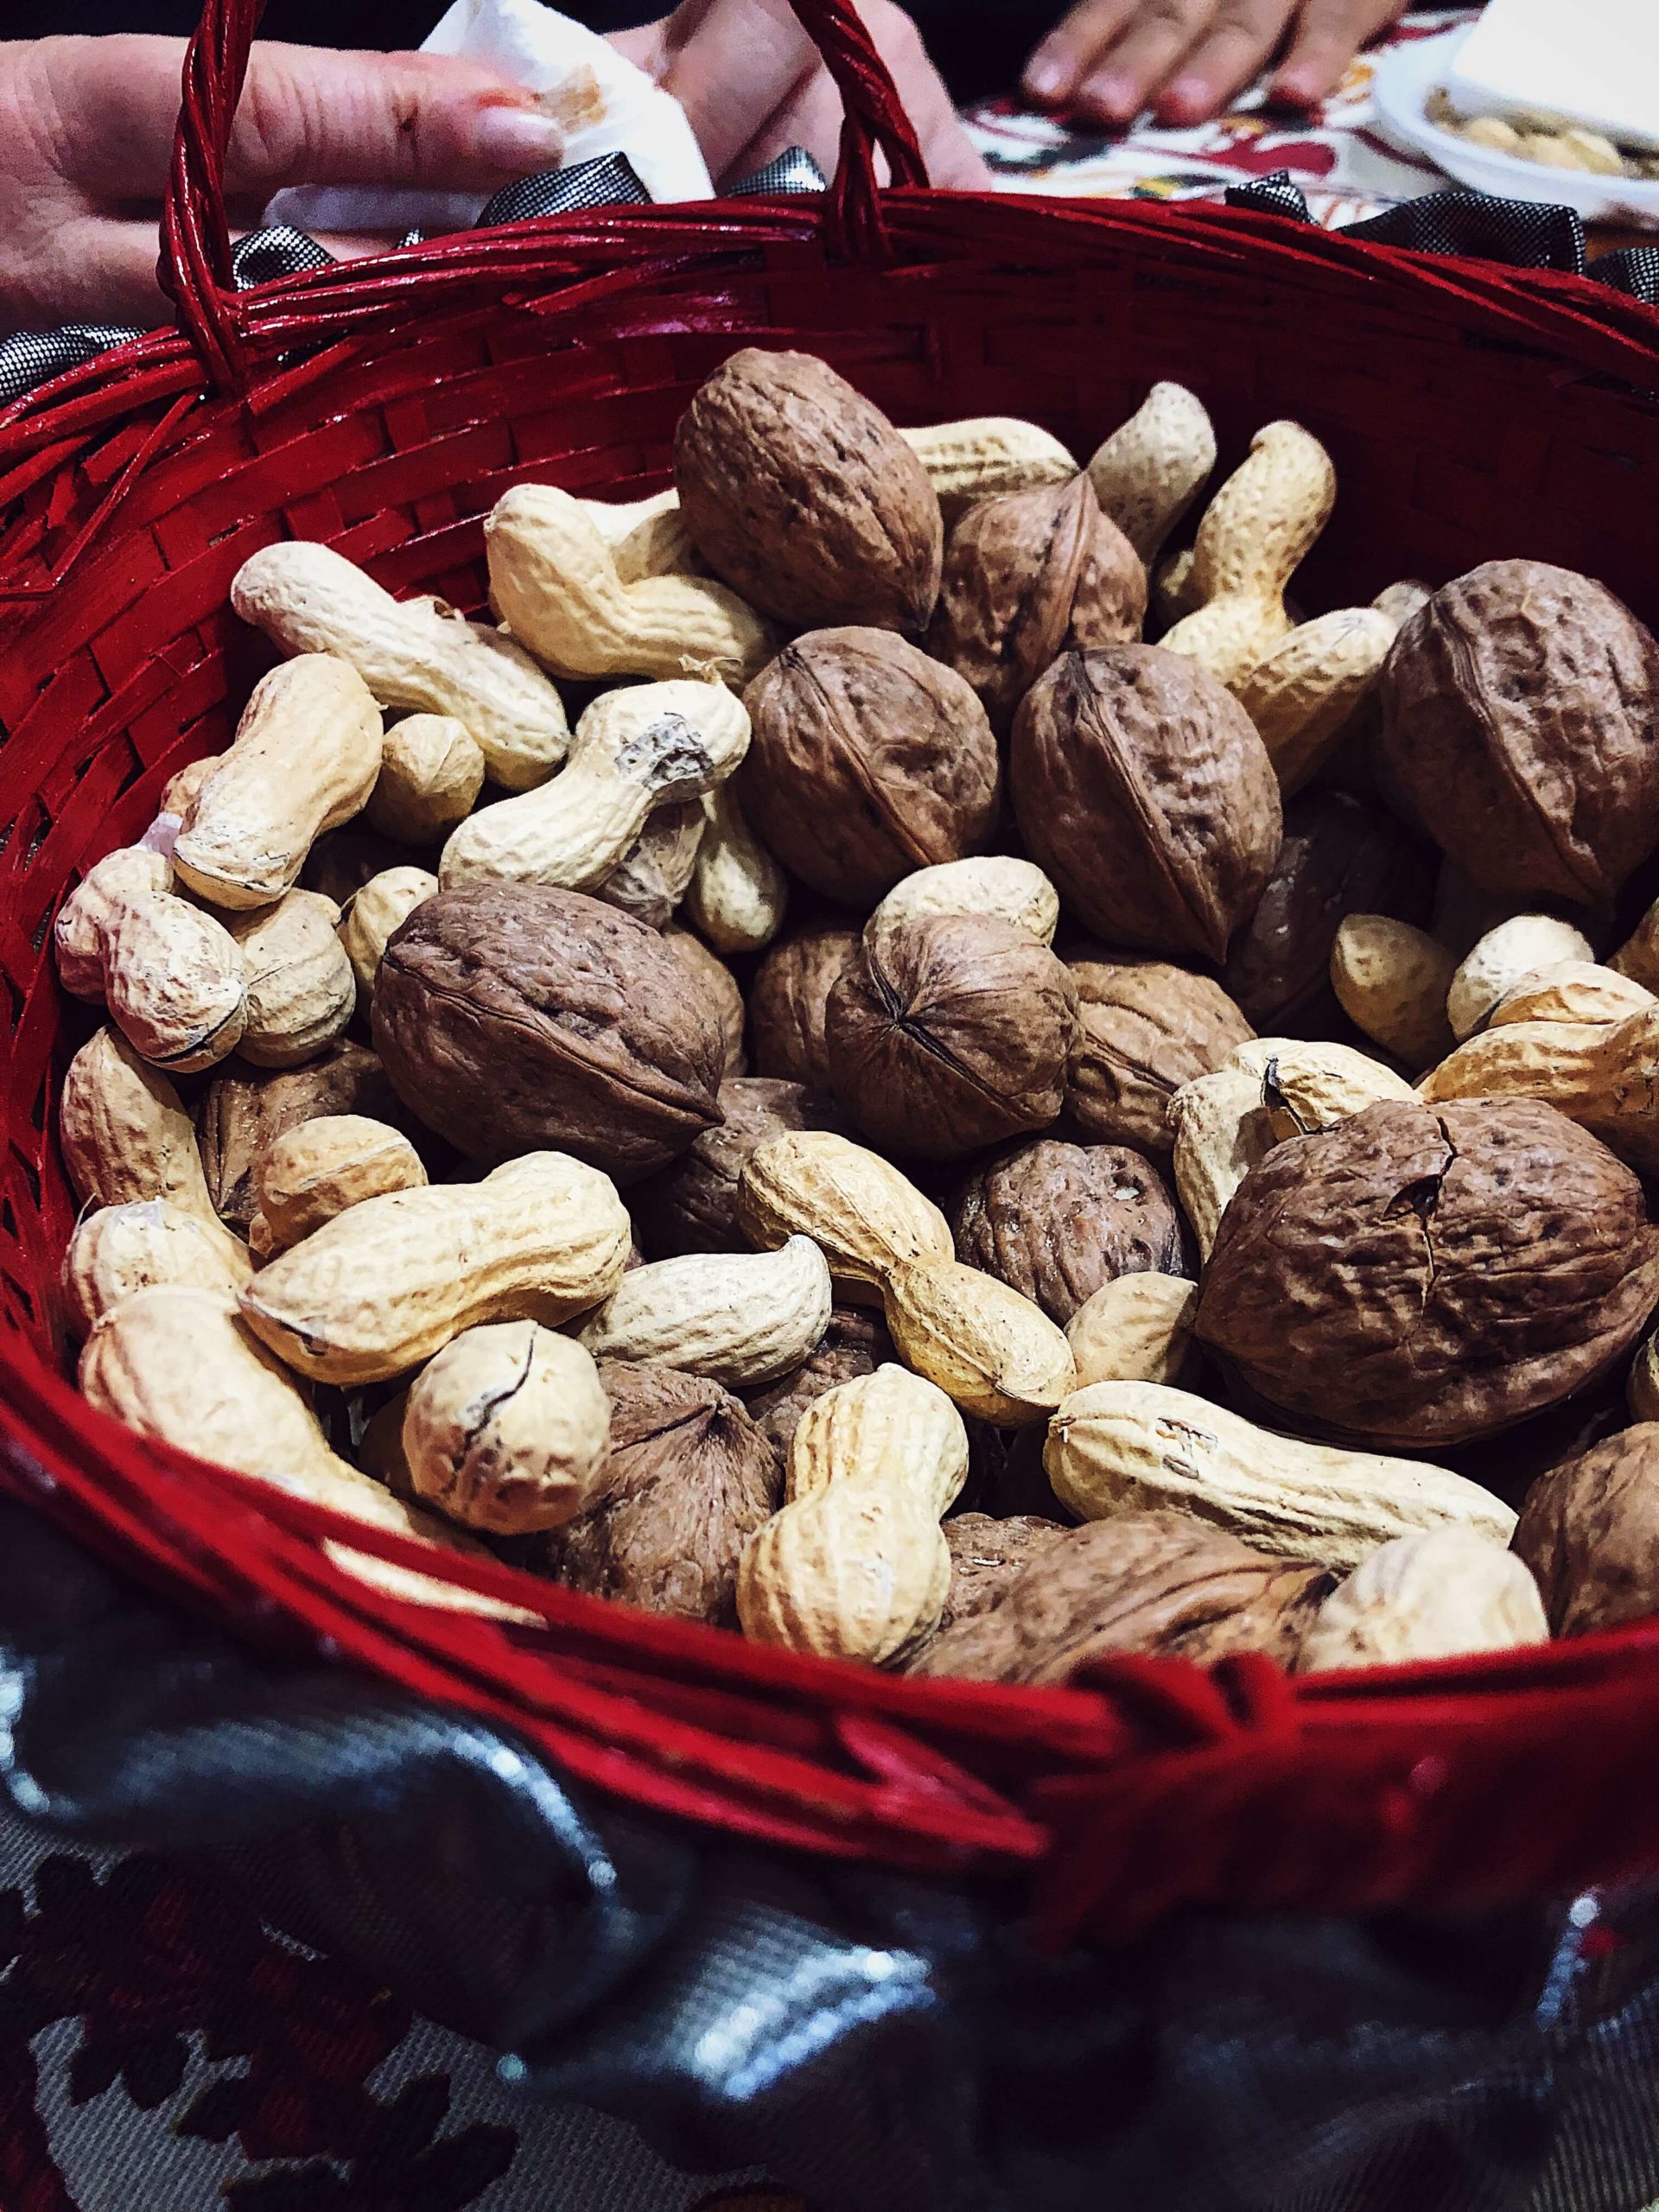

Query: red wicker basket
[[8, 0, 1659, 1948]]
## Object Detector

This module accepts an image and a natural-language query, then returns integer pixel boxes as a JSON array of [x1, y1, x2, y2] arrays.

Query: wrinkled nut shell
[[741, 628, 1000, 909], [1065, 1274, 1198, 1389], [747, 928, 861, 1090], [926, 474, 1146, 731], [255, 1114, 428, 1251], [372, 883, 726, 1181], [1295, 1527, 1548, 1673], [229, 889, 356, 1068], [1194, 1097, 1659, 1446], [1046, 1380, 1516, 1571], [200, 1042, 405, 1232], [1011, 645, 1281, 963], [741, 1306, 894, 1456], [404, 1319, 611, 1534], [674, 348, 944, 635], [1066, 957, 1255, 1155], [737, 1128, 954, 1302], [952, 1139, 1185, 1325], [913, 1510, 1331, 1684], [660, 925, 746, 1077], [1379, 559, 1659, 906], [882, 1257, 1076, 1427], [826, 912, 1079, 1160], [1513, 1425, 1659, 1637], [541, 1359, 780, 1624]]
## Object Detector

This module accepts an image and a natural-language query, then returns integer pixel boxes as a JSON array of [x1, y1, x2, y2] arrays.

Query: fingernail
[[469, 100, 566, 174], [1159, 75, 1213, 121], [1025, 54, 1071, 101], [1081, 71, 1137, 122]]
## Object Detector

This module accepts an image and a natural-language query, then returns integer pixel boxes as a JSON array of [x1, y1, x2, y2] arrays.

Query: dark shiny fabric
[[9, 1496, 1659, 2212]]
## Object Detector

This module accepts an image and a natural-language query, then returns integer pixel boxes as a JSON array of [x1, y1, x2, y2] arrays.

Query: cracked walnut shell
[[1194, 1097, 1659, 1447]]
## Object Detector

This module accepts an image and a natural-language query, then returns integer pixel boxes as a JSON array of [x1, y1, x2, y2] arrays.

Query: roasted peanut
[[232, 541, 568, 792], [1486, 963, 1655, 1029], [1065, 1274, 1198, 1389], [365, 715, 486, 845], [338, 867, 437, 998], [682, 783, 788, 955], [578, 1234, 833, 1387], [899, 417, 1078, 520], [486, 485, 775, 688], [1046, 1381, 1516, 1571], [228, 889, 356, 1066], [1330, 914, 1457, 1068], [1166, 1060, 1279, 1260], [60, 1029, 242, 1275], [403, 1320, 612, 1534], [1159, 423, 1337, 689], [1236, 607, 1397, 793], [1446, 915, 1596, 1039], [578, 487, 702, 582], [736, 1363, 968, 1664], [240, 1150, 632, 1383], [254, 1115, 427, 1251], [440, 679, 749, 891], [595, 802, 707, 928], [867, 856, 1059, 947], [738, 1129, 954, 1302], [55, 849, 247, 1072], [1086, 382, 1217, 567], [63, 1199, 253, 1337], [882, 1258, 1075, 1427], [1421, 1004, 1659, 1172], [172, 657, 384, 911], [1257, 1038, 1416, 1139], [1296, 1526, 1548, 1671]]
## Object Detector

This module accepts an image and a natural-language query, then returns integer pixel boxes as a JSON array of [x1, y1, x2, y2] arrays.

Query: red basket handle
[[159, 0, 929, 391]]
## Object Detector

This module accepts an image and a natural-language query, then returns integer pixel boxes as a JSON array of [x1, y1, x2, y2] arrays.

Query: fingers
[[1075, 0, 1221, 124], [653, 0, 821, 183], [12, 214, 173, 329], [35, 34, 565, 200], [1270, 0, 1404, 106], [1023, 0, 1143, 107], [1155, 0, 1297, 122]]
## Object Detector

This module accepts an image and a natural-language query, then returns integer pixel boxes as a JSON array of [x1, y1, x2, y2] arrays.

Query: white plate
[[1371, 26, 1659, 230]]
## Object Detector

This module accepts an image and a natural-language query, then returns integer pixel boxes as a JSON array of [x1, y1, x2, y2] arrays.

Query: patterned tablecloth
[[963, 5, 1479, 227]]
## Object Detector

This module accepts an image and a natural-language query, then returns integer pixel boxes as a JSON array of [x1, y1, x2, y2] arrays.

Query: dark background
[[25, 0, 1046, 101]]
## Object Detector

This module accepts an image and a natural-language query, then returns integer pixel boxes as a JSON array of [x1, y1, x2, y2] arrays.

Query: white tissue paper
[[264, 0, 713, 240]]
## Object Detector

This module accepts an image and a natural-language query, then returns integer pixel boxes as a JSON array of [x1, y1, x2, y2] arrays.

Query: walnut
[[927, 475, 1146, 732], [952, 1139, 1185, 1325], [1379, 559, 1659, 905], [824, 912, 1079, 1160], [1512, 1425, 1659, 1637], [747, 927, 861, 1089], [1066, 957, 1255, 1154], [741, 630, 1000, 909], [372, 884, 724, 1182], [1224, 791, 1435, 1034], [742, 1306, 895, 1455], [936, 1512, 1071, 1635], [912, 1510, 1332, 1683], [200, 1042, 409, 1232], [673, 348, 943, 634], [540, 1359, 781, 1624], [634, 1077, 843, 1257], [661, 924, 746, 1077], [1010, 645, 1281, 962], [1195, 1098, 1659, 1447]]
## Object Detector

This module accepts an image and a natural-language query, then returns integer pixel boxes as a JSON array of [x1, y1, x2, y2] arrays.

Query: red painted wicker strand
[[5, 0, 1659, 1938]]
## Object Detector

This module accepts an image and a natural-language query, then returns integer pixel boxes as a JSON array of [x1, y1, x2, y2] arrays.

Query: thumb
[[223, 41, 567, 195]]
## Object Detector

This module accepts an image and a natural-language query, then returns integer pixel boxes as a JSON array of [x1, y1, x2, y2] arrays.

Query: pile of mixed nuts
[[55, 346, 1659, 1682]]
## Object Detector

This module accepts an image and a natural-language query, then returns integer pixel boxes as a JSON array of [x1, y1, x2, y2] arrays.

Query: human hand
[[1022, 0, 1407, 128], [0, 35, 568, 333], [611, 0, 992, 190]]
